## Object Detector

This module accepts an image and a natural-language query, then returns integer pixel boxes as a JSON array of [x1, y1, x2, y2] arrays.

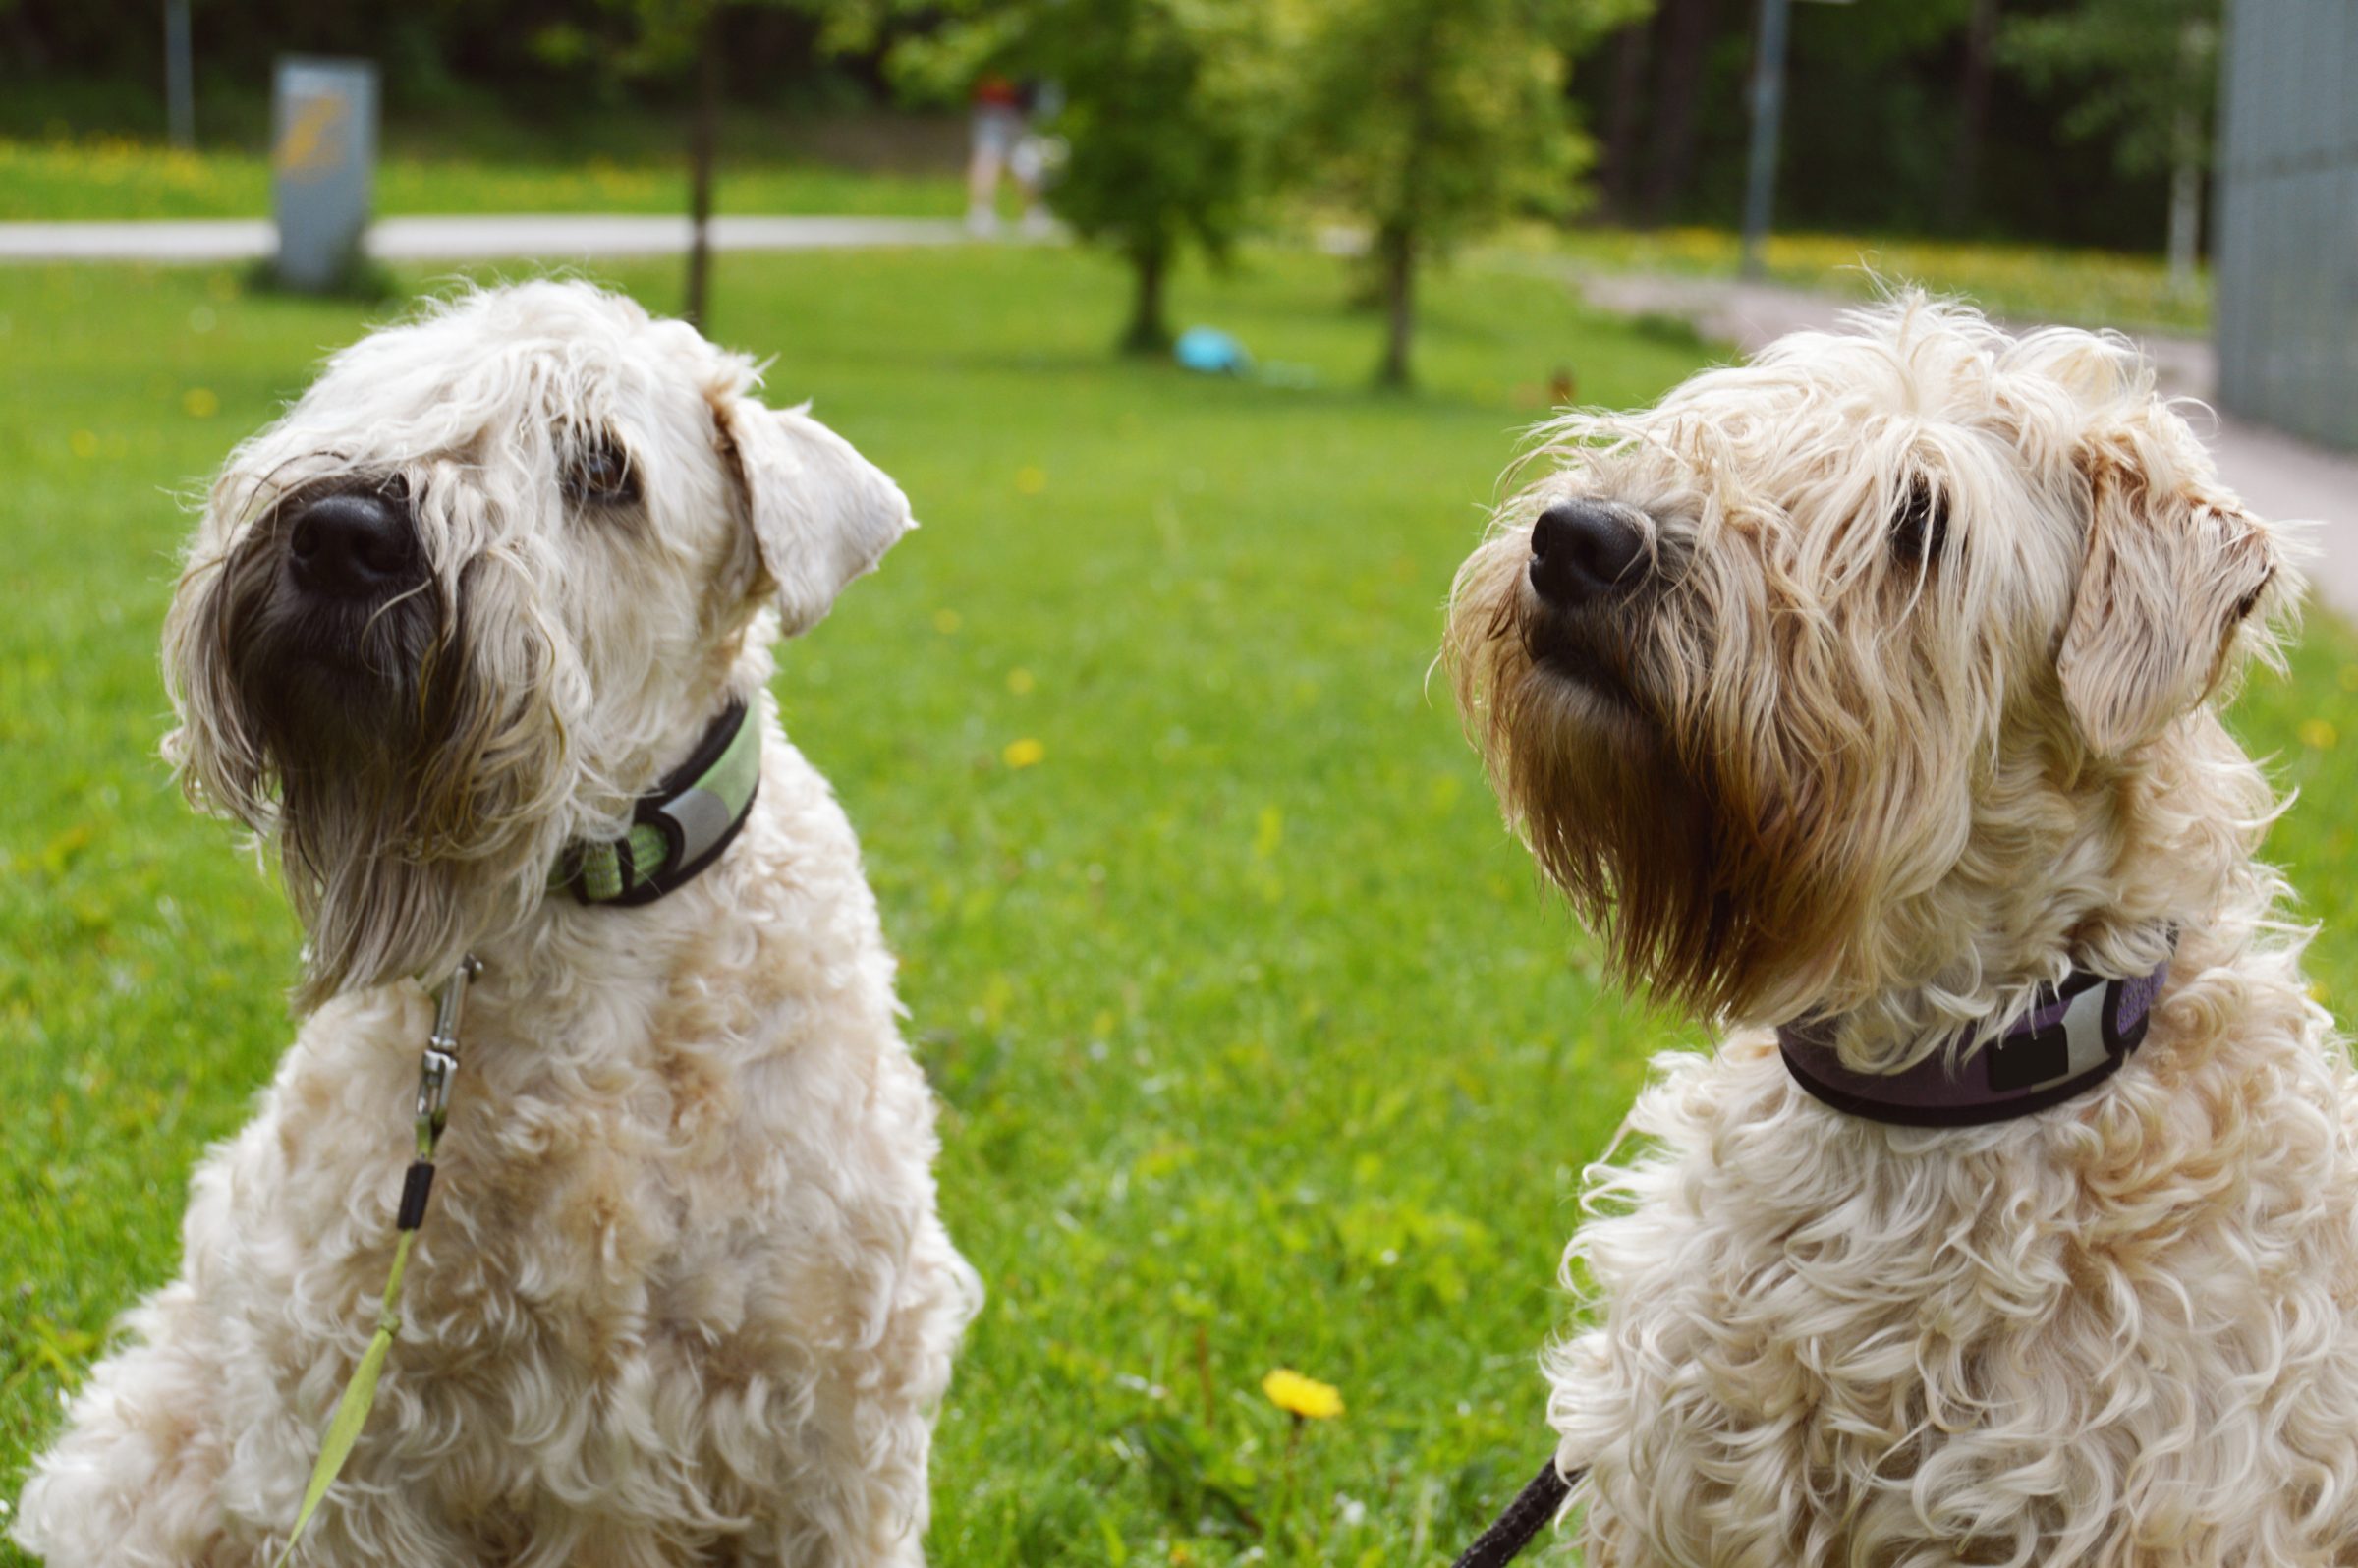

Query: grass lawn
[[1, 244, 2350, 1564]]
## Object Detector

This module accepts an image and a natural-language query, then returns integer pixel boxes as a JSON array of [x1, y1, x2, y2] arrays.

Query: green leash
[[271, 955, 480, 1568]]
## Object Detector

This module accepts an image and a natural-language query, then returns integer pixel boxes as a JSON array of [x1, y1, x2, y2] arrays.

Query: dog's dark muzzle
[[234, 479, 444, 742], [1528, 500, 1651, 610], [286, 486, 426, 604], [1521, 500, 1666, 715], [263, 479, 438, 678]]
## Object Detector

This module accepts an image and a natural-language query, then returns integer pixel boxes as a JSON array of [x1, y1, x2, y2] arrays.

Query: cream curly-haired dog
[[13, 280, 982, 1566], [1446, 298, 2358, 1564]]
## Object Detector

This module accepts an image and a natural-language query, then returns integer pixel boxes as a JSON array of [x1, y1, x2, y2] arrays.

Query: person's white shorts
[[972, 105, 1023, 162]]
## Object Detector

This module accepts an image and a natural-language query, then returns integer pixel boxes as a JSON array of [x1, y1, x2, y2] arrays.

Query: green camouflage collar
[[550, 700, 761, 907]]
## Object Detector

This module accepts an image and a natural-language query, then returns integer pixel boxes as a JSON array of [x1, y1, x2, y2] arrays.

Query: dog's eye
[[1892, 480, 1948, 564], [567, 440, 639, 507]]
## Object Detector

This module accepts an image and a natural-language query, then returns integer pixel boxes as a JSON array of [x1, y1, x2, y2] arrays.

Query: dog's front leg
[[14, 1201, 242, 1566]]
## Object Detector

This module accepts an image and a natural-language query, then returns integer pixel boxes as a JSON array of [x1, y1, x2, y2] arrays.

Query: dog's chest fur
[[1553, 925, 2358, 1566], [207, 727, 969, 1551]]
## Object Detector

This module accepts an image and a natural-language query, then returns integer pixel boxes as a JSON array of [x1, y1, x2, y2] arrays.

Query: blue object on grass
[[1175, 326, 1251, 375]]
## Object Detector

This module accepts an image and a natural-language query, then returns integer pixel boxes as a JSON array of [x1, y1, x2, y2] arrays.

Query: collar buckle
[[552, 700, 762, 910]]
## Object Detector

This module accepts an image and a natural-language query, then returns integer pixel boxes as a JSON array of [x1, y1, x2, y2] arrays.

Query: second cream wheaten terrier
[[1446, 298, 2358, 1564], [13, 281, 982, 1567]]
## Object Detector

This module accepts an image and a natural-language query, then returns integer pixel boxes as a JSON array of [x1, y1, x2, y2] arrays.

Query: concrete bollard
[[271, 56, 378, 293]]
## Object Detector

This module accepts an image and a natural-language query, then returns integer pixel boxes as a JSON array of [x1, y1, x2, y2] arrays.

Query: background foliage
[[1288, 0, 1638, 383], [0, 0, 2219, 255]]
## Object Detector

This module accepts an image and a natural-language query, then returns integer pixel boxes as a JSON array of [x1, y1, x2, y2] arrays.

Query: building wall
[[2216, 0, 2358, 449]]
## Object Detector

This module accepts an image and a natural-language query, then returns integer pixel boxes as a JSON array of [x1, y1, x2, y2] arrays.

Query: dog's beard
[[164, 511, 569, 1011], [1445, 538, 1862, 1023]]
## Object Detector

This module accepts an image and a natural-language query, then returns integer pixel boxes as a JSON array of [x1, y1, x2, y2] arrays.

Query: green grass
[[0, 133, 966, 222], [1488, 223, 2213, 339], [1, 246, 2350, 1564]]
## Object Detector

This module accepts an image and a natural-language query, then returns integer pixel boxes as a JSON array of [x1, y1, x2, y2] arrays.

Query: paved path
[[0, 213, 965, 263], [1578, 272, 2358, 620]]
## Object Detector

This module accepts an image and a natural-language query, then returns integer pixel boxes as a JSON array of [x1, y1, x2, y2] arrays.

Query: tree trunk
[[684, 6, 722, 329], [1600, 22, 1652, 222], [1376, 222, 1414, 389], [1641, 0, 1714, 227], [1121, 241, 1170, 355], [1944, 0, 1999, 232]]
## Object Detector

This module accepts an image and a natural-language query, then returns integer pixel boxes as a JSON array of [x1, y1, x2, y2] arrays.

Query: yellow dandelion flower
[[69, 429, 98, 459], [2299, 718, 2337, 751], [1015, 464, 1047, 495], [1006, 667, 1036, 696], [182, 387, 219, 419], [932, 608, 963, 636], [1002, 737, 1045, 769], [1262, 1368, 1343, 1420]]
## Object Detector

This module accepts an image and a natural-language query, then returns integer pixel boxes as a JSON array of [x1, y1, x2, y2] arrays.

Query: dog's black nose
[[287, 491, 421, 600], [1529, 500, 1648, 607]]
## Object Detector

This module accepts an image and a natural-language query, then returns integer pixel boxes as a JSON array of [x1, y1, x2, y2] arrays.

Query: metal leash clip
[[415, 954, 482, 1149]]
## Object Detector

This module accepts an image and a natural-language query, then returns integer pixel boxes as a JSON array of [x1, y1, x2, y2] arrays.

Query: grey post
[[271, 56, 378, 293], [1740, 0, 1790, 281], [165, 0, 195, 149], [2214, 0, 2358, 450]]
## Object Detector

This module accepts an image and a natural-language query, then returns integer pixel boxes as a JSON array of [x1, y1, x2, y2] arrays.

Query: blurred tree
[[1560, 0, 2176, 252], [1293, 0, 1639, 387], [2002, 0, 2219, 285], [1636, 0, 1715, 227], [889, 0, 1268, 355], [561, 0, 720, 326], [1595, 19, 1651, 222], [1944, 0, 2000, 231], [1772, 0, 1977, 233], [556, 0, 867, 326]]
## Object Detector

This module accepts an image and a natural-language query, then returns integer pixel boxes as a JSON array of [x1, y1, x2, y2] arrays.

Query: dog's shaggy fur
[[1446, 298, 2358, 1565], [14, 281, 982, 1567]]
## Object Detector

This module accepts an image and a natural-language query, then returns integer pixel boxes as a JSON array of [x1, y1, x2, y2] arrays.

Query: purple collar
[[1777, 950, 2174, 1128]]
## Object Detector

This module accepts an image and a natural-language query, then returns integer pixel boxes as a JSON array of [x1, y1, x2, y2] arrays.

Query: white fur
[[14, 281, 981, 1567], [1447, 298, 2358, 1564]]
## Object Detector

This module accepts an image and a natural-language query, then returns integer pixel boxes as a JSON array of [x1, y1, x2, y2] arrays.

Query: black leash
[[1450, 1457, 1580, 1567]]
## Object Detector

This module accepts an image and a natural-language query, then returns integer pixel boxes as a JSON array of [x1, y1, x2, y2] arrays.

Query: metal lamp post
[[165, 0, 195, 148], [1740, 0, 1853, 281]]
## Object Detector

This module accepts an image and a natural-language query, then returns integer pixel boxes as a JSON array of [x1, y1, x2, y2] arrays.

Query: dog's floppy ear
[[2057, 424, 2281, 756], [718, 396, 914, 637]]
